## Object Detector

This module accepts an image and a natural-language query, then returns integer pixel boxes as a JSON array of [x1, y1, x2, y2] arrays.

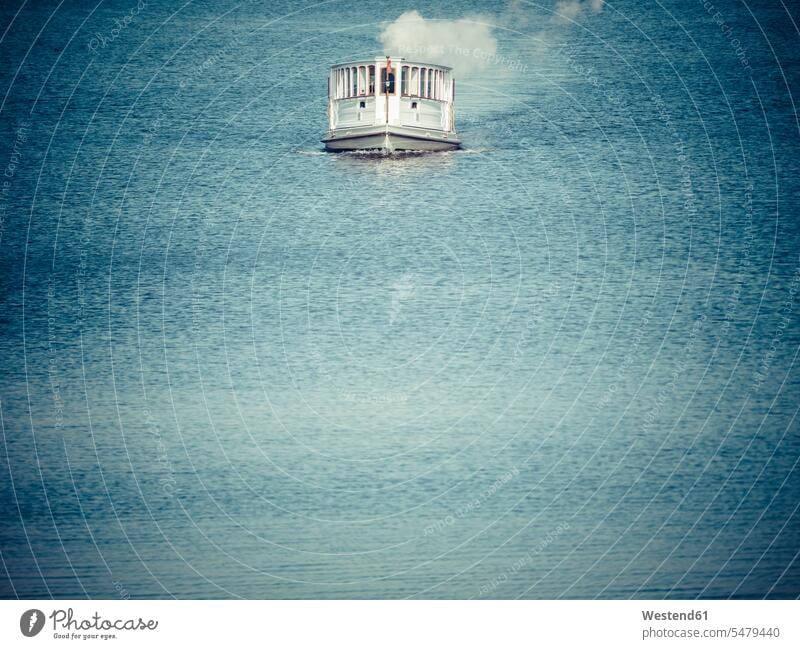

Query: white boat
[[322, 56, 461, 152]]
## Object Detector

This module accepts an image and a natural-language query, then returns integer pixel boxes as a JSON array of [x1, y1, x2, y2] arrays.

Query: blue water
[[1, 0, 799, 599]]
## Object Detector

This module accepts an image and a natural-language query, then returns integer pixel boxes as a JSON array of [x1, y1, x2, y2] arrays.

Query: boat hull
[[322, 125, 460, 152]]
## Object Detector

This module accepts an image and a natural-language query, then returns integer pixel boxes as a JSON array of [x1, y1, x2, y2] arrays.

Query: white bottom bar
[[1, 600, 797, 648]]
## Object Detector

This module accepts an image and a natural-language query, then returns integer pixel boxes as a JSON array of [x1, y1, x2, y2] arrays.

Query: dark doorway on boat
[[381, 68, 395, 94]]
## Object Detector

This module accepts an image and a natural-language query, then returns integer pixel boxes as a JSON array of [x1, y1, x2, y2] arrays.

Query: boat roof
[[330, 56, 452, 71]]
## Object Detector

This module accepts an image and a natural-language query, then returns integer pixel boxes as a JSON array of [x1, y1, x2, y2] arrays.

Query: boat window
[[368, 65, 375, 94], [427, 70, 433, 98], [381, 67, 395, 94], [401, 66, 409, 94], [358, 66, 366, 94], [351, 67, 357, 97], [411, 101, 417, 109], [410, 67, 419, 96], [359, 100, 365, 109]]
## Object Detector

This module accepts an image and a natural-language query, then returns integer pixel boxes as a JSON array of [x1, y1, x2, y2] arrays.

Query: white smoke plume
[[554, 0, 605, 22], [378, 11, 498, 77], [377, 3, 606, 77]]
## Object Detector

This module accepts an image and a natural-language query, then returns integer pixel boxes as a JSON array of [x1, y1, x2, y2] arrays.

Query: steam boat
[[322, 56, 461, 152]]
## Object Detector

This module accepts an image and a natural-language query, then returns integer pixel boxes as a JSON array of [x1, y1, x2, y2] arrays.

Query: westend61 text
[[642, 610, 708, 621]]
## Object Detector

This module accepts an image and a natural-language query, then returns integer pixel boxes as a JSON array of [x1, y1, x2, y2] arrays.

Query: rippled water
[[1, 0, 799, 598]]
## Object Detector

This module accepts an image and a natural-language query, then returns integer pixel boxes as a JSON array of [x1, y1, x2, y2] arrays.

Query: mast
[[384, 56, 392, 126]]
